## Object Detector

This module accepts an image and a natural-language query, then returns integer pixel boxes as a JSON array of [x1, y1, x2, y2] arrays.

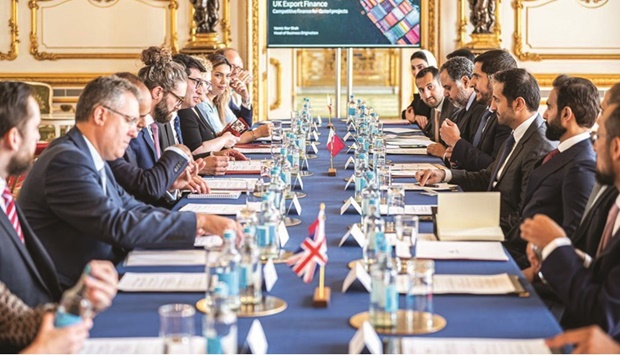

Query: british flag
[[286, 209, 328, 284]]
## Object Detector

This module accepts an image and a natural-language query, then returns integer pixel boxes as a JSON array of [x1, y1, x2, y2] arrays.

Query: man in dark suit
[[504, 75, 599, 268], [108, 73, 206, 206], [417, 68, 554, 234], [0, 81, 117, 311], [436, 56, 488, 167], [520, 103, 620, 338], [447, 50, 514, 171], [19, 76, 240, 289], [414, 67, 458, 159]]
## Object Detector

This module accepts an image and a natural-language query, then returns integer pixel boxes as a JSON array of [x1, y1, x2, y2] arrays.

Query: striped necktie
[[2, 186, 24, 243]]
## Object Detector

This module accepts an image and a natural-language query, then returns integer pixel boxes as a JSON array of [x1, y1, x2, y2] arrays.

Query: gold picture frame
[[0, 0, 19, 61], [513, 0, 620, 61], [29, 0, 179, 60]]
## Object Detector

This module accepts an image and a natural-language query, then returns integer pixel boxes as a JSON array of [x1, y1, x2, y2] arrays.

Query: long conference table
[[90, 119, 562, 353]]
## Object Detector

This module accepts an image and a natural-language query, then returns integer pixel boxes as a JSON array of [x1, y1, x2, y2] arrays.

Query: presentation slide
[[268, 0, 421, 48]]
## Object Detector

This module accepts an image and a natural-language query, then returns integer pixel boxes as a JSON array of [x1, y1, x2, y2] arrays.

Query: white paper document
[[401, 337, 550, 354], [81, 337, 205, 354], [124, 250, 205, 267], [383, 127, 421, 134], [386, 138, 433, 147], [202, 178, 257, 190], [386, 148, 428, 155], [118, 272, 205, 292], [396, 273, 518, 295], [227, 160, 263, 172], [392, 183, 457, 191], [379, 205, 432, 215], [234, 148, 273, 154], [179, 203, 260, 215], [416, 240, 508, 261], [435, 192, 504, 241], [392, 163, 439, 171], [194, 235, 223, 248]]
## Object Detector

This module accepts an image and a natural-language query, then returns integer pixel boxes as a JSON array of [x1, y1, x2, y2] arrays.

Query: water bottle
[[239, 226, 262, 305], [206, 230, 241, 311], [277, 147, 292, 199], [362, 201, 385, 269], [347, 94, 356, 123], [204, 292, 238, 354], [256, 193, 281, 261], [369, 225, 398, 329], [54, 265, 92, 327]]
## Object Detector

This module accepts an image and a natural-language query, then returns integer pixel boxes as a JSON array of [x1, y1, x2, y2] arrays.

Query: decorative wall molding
[[513, 0, 620, 61], [0, 0, 19, 61], [29, 0, 178, 60], [269, 58, 282, 111]]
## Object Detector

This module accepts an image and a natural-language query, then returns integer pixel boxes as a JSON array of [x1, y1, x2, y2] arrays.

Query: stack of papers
[[118, 272, 205, 292], [226, 160, 263, 174], [396, 273, 520, 294], [400, 338, 550, 354], [202, 178, 257, 190], [234, 147, 272, 154], [179, 203, 260, 215], [379, 205, 432, 215], [124, 250, 205, 267], [416, 240, 508, 261]]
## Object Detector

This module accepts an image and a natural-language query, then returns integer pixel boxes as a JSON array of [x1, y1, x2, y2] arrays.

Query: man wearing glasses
[[19, 75, 241, 290]]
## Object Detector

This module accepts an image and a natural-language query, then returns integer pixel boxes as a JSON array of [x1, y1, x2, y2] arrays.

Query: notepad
[[234, 148, 272, 154], [82, 337, 206, 354], [226, 160, 263, 174], [435, 192, 504, 242], [396, 273, 525, 295], [386, 148, 427, 155], [179, 203, 260, 215], [416, 240, 508, 261], [187, 191, 241, 199]]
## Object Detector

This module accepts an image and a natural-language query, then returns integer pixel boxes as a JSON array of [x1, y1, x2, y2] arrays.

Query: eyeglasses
[[166, 90, 185, 109], [188, 76, 211, 90], [102, 105, 139, 126]]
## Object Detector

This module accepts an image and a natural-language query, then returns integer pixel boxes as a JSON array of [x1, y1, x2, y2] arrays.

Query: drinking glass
[[271, 121, 283, 142], [406, 259, 435, 332], [395, 215, 419, 247], [158, 304, 195, 354]]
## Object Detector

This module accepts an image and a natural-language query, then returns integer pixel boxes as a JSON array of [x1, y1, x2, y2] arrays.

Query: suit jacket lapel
[[140, 129, 158, 162], [0, 209, 53, 297], [525, 139, 591, 200], [496, 115, 542, 185]]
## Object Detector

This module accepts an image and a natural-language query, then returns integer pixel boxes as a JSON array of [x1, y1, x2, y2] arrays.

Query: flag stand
[[328, 154, 337, 176], [313, 203, 331, 307], [327, 95, 334, 129]]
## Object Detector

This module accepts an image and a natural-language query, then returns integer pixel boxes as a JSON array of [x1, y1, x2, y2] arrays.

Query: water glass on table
[[406, 259, 435, 332], [395, 214, 419, 247], [158, 304, 195, 354], [271, 121, 283, 143]]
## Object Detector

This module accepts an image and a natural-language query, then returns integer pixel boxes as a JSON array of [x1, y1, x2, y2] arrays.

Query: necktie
[[597, 203, 620, 256], [487, 133, 515, 191], [472, 110, 493, 147], [99, 167, 107, 196], [542, 148, 560, 165], [2, 187, 24, 243], [149, 122, 161, 159], [173, 116, 184, 144], [434, 110, 441, 143]]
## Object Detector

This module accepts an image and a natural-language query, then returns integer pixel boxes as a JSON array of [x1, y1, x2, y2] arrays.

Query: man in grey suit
[[417, 68, 555, 234], [436, 56, 488, 167], [19, 75, 240, 289], [414, 66, 458, 159]]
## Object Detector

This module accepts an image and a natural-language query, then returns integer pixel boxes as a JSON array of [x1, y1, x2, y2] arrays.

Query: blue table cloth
[[90, 119, 562, 353]]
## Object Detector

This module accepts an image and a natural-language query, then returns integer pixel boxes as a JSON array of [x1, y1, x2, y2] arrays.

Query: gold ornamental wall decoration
[[0, 0, 19, 61]]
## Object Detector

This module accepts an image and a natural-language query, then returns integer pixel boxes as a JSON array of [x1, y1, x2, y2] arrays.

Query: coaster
[[285, 191, 307, 200], [261, 250, 294, 264], [294, 170, 314, 177], [283, 216, 302, 227], [306, 154, 318, 160], [196, 295, 287, 318], [349, 310, 446, 335]]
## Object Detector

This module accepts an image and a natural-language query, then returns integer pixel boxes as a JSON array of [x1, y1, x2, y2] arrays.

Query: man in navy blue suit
[[0, 81, 118, 315], [108, 73, 208, 206], [504, 75, 598, 269], [19, 75, 241, 289], [520, 102, 620, 338]]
